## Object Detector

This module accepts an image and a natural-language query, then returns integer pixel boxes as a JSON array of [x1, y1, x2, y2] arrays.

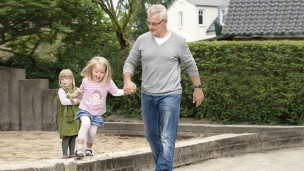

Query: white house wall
[[168, 0, 219, 42]]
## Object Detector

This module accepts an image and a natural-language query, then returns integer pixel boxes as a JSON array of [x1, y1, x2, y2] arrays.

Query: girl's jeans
[[141, 93, 181, 171]]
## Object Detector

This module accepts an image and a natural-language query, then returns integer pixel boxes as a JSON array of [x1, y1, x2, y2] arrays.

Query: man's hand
[[123, 72, 137, 95], [123, 80, 137, 95], [193, 88, 204, 107]]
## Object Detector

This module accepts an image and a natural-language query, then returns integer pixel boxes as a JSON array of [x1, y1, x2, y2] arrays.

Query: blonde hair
[[58, 69, 76, 90], [147, 4, 167, 20], [81, 56, 112, 84]]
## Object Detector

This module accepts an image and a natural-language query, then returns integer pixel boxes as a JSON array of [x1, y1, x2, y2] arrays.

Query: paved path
[[174, 146, 304, 171]]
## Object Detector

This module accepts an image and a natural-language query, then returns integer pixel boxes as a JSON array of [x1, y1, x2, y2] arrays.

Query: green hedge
[[110, 40, 304, 125], [4, 40, 303, 125], [182, 40, 304, 125]]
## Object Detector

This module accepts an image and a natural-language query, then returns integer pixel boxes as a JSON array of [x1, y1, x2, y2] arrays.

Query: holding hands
[[123, 80, 137, 95], [66, 91, 82, 105], [123, 73, 137, 95]]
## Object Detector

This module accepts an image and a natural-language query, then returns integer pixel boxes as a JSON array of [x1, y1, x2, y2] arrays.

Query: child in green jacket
[[57, 69, 81, 159]]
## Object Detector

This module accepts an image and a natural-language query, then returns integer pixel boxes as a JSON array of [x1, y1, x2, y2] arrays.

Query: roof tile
[[223, 0, 304, 35]]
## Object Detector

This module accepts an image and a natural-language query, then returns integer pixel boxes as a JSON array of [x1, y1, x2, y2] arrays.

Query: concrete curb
[[102, 122, 304, 136], [2, 124, 304, 171]]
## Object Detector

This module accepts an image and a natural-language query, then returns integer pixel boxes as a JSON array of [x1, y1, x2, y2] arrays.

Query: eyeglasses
[[146, 19, 164, 27]]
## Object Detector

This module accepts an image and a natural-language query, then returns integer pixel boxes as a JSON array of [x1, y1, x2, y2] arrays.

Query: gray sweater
[[123, 31, 199, 96]]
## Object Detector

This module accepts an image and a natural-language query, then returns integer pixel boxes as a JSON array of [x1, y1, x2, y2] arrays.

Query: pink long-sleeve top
[[78, 78, 120, 116]]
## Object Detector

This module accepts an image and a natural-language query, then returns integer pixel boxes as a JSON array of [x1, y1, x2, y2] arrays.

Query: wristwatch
[[193, 84, 202, 91], [193, 84, 202, 89]]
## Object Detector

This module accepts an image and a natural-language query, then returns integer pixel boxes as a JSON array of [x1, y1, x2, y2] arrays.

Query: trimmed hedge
[[110, 40, 304, 125], [182, 40, 304, 125], [6, 40, 302, 125]]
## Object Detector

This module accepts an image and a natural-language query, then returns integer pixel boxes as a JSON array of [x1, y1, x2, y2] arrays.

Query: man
[[123, 4, 204, 171]]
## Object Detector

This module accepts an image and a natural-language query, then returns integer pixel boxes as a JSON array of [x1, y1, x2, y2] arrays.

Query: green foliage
[[93, 0, 144, 49], [0, 0, 120, 87], [93, 0, 175, 49], [1, 0, 62, 55], [186, 41, 304, 125], [116, 63, 143, 119], [2, 1, 303, 125]]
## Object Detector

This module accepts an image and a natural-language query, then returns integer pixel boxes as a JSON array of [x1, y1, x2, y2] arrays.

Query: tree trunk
[[116, 31, 130, 50]]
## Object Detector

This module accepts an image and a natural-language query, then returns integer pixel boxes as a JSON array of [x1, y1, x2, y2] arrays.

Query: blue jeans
[[141, 93, 181, 171]]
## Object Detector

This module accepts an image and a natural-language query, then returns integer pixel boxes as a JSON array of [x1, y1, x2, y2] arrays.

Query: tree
[[0, 0, 118, 88], [93, 0, 175, 49], [93, 0, 143, 49], [0, 0, 114, 66], [0, 0, 62, 65]]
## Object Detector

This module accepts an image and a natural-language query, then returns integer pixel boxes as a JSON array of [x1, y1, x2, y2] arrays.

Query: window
[[178, 11, 183, 28], [198, 9, 204, 25], [220, 9, 227, 25]]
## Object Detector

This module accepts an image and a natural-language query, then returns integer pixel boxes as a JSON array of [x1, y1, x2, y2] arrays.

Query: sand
[[0, 115, 207, 169], [0, 130, 148, 162]]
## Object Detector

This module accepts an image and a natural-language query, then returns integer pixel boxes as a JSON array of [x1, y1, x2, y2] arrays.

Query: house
[[220, 0, 304, 40], [167, 0, 230, 42]]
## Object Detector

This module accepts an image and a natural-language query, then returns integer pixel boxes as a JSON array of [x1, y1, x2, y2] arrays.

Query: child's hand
[[76, 94, 83, 104], [68, 92, 79, 99], [124, 81, 137, 95], [70, 99, 76, 105]]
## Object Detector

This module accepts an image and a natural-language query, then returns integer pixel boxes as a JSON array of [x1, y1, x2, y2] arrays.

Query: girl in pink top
[[70, 56, 124, 158]]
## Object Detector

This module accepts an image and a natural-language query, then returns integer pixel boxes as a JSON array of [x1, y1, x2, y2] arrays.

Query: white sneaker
[[75, 149, 84, 158], [85, 149, 93, 156]]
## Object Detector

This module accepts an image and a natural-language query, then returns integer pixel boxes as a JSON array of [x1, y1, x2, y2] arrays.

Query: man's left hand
[[193, 89, 204, 107]]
